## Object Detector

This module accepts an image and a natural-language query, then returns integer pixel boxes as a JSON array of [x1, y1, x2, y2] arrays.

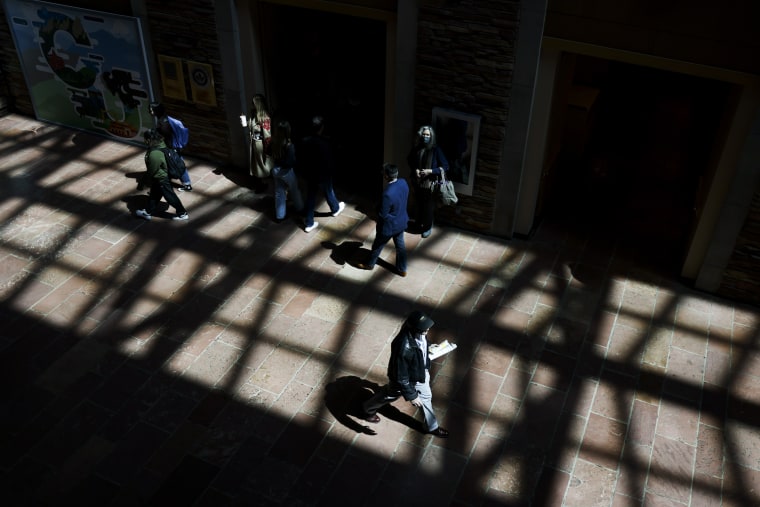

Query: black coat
[[299, 134, 334, 184], [387, 326, 430, 401]]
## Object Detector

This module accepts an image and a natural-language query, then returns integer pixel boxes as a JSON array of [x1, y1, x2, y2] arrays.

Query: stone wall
[[413, 1, 521, 233], [0, 9, 32, 115], [143, 0, 229, 164], [718, 188, 760, 306]]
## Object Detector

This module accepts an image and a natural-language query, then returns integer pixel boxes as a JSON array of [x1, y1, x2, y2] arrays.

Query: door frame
[[517, 36, 760, 279]]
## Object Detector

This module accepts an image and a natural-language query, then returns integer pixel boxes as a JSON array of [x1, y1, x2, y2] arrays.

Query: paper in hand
[[429, 340, 457, 360]]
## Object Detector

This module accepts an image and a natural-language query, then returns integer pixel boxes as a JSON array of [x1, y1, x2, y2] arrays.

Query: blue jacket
[[378, 178, 409, 236]]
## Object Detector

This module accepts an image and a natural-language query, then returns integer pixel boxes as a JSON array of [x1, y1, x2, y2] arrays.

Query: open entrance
[[537, 54, 733, 274], [256, 4, 387, 198]]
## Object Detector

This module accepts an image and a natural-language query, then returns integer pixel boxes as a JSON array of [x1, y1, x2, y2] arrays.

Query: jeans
[[176, 151, 191, 186], [180, 167, 191, 186], [305, 179, 340, 227], [367, 229, 407, 272], [146, 178, 186, 215], [362, 370, 439, 432], [272, 166, 303, 220]]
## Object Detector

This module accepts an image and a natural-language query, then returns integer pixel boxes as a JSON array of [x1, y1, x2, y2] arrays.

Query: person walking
[[357, 163, 408, 276], [134, 129, 189, 221], [361, 310, 449, 438], [300, 115, 345, 233], [247, 94, 272, 191], [271, 120, 304, 221], [407, 125, 448, 238], [149, 101, 192, 192]]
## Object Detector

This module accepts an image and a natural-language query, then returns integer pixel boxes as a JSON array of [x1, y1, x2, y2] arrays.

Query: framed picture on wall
[[432, 107, 480, 196], [187, 61, 217, 106], [157, 54, 187, 100]]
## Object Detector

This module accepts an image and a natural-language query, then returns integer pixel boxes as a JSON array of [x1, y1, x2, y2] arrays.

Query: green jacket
[[144, 141, 168, 180]]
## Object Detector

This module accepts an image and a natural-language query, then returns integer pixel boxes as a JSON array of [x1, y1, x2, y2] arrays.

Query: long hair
[[250, 94, 270, 124], [271, 120, 292, 161], [416, 125, 437, 149]]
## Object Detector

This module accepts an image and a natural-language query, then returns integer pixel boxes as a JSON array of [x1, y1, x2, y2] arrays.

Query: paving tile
[[627, 398, 658, 447], [656, 398, 699, 445], [663, 347, 706, 403], [284, 312, 337, 352], [182, 340, 245, 390], [606, 323, 647, 376], [563, 459, 619, 507], [579, 412, 627, 471], [246, 343, 309, 395], [471, 340, 513, 376], [453, 367, 503, 414], [647, 433, 697, 504]]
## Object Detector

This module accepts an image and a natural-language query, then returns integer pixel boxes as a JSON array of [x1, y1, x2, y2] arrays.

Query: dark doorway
[[257, 4, 387, 198], [539, 55, 732, 274]]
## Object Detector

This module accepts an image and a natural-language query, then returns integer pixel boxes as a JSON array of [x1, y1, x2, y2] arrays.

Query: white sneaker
[[135, 209, 152, 221], [173, 213, 189, 221], [304, 221, 319, 233], [332, 201, 346, 217]]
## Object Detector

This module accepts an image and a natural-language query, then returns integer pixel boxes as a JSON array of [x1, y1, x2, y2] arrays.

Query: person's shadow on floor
[[322, 242, 400, 274], [323, 241, 364, 266], [324, 376, 424, 435]]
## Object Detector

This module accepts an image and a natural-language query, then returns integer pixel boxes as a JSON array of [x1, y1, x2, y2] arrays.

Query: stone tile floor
[[1, 114, 759, 506]]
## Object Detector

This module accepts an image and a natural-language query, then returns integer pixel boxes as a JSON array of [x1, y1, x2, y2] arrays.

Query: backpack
[[155, 147, 186, 180], [167, 116, 189, 149]]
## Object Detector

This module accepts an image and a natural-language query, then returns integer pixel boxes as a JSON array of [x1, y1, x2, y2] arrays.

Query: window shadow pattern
[[1, 115, 759, 505]]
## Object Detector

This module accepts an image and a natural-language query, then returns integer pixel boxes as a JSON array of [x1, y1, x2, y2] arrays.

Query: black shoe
[[178, 185, 192, 192], [365, 414, 380, 424], [429, 427, 449, 438]]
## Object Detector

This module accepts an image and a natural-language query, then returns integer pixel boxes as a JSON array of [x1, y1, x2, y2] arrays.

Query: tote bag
[[436, 170, 458, 206]]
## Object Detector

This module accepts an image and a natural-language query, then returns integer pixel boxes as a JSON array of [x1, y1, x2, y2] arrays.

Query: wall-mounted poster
[[187, 60, 216, 106], [157, 54, 186, 100], [3, 0, 154, 142], [432, 107, 481, 196]]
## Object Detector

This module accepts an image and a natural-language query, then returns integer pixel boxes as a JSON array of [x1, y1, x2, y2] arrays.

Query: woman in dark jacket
[[407, 125, 449, 238], [270, 120, 304, 221]]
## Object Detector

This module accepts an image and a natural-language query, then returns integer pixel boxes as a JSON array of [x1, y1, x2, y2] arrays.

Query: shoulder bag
[[436, 170, 458, 206]]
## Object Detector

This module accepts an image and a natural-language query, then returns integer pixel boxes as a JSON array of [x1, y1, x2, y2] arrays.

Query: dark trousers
[[415, 187, 435, 233], [305, 179, 340, 227], [362, 373, 439, 431], [362, 385, 403, 415], [367, 228, 407, 272], [147, 178, 186, 215]]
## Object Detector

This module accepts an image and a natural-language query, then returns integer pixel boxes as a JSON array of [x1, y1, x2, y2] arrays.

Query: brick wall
[[718, 188, 760, 306], [413, 1, 520, 232], [143, 0, 229, 163], [0, 9, 33, 115]]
